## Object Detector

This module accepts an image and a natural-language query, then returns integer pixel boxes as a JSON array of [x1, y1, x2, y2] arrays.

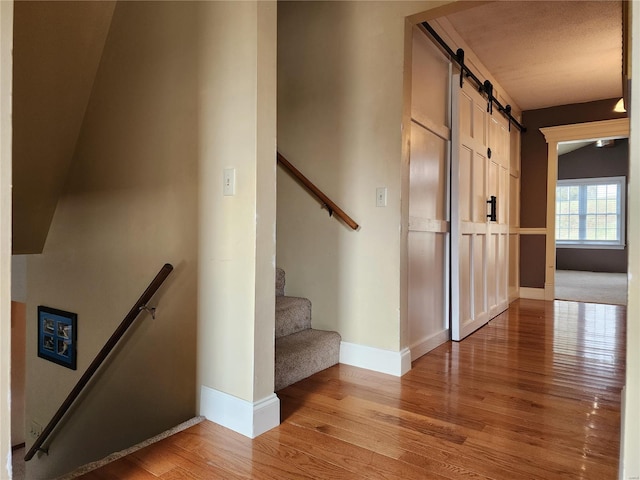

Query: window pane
[[570, 186, 580, 200], [570, 200, 579, 213], [570, 216, 579, 229], [607, 215, 619, 240], [557, 186, 568, 201], [586, 215, 595, 240], [558, 216, 569, 229], [556, 177, 624, 245]]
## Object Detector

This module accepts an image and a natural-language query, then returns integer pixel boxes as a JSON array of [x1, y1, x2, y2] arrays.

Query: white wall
[[0, 1, 13, 477], [25, 3, 198, 477], [277, 1, 455, 357]]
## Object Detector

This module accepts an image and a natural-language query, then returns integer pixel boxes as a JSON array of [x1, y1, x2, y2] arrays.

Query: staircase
[[275, 268, 341, 391]]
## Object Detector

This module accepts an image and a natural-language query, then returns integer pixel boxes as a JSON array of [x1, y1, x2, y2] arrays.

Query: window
[[556, 176, 626, 249]]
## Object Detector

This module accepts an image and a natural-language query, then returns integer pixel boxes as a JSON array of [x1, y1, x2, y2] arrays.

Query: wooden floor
[[79, 299, 626, 479]]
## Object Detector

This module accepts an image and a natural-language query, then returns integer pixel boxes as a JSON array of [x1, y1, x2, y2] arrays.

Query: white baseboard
[[519, 287, 546, 300], [410, 329, 449, 362], [340, 341, 411, 376], [199, 386, 280, 438]]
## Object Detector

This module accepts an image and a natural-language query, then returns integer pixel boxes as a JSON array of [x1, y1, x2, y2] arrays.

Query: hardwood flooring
[[78, 299, 626, 479]]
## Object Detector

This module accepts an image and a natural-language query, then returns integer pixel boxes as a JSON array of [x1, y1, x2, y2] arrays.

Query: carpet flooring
[[555, 269, 627, 306]]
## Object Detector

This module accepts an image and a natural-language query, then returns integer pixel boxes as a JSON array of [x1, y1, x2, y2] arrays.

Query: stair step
[[275, 329, 341, 391], [274, 267, 341, 391], [276, 267, 285, 296], [276, 296, 311, 338]]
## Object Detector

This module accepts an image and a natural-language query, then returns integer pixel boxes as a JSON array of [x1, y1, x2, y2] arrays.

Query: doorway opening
[[540, 118, 629, 304], [554, 137, 628, 305]]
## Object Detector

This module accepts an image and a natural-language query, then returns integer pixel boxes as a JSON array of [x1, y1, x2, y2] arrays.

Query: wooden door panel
[[411, 28, 450, 128], [459, 92, 473, 137], [459, 146, 472, 222], [458, 234, 472, 331], [473, 234, 486, 318], [487, 232, 499, 310], [498, 233, 508, 301], [499, 167, 508, 224], [473, 152, 487, 223], [473, 103, 487, 146], [408, 231, 448, 353], [409, 122, 448, 221]]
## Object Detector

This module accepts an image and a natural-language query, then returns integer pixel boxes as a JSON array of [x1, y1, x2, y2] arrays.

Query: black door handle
[[487, 196, 497, 222]]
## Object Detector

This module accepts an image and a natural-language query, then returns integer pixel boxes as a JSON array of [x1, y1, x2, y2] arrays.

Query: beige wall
[[623, 2, 640, 476], [277, 1, 455, 353], [11, 302, 26, 446], [25, 3, 198, 477], [12, 1, 116, 255], [1, 1, 13, 477], [196, 1, 276, 405]]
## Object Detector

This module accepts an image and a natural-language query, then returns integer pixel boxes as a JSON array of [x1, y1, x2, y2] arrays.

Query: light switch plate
[[376, 187, 387, 207], [223, 168, 235, 196]]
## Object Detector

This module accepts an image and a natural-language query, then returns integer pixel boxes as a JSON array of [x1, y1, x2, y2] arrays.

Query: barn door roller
[[420, 22, 526, 133]]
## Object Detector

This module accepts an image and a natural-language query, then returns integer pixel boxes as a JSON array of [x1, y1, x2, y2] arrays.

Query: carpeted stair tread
[[275, 295, 311, 338], [274, 267, 341, 391], [276, 267, 285, 297], [275, 329, 341, 391]]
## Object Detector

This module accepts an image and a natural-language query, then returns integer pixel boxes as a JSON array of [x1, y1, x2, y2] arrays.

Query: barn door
[[450, 74, 490, 341]]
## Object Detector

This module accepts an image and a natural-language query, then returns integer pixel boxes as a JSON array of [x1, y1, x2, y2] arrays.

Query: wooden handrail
[[277, 152, 359, 230], [25, 263, 174, 461]]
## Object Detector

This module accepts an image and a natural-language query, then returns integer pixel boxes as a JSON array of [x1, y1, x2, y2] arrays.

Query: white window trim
[[555, 175, 626, 249]]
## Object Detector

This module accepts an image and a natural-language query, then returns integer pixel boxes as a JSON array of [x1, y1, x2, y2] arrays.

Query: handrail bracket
[[323, 203, 334, 217], [139, 304, 157, 319]]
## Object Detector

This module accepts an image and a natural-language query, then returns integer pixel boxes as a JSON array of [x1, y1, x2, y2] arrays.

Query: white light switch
[[376, 187, 387, 207], [223, 168, 235, 196]]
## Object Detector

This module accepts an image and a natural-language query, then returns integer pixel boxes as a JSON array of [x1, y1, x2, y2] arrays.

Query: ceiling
[[444, 1, 623, 111]]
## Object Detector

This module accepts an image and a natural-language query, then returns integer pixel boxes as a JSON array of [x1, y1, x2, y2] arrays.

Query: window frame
[[555, 175, 626, 250]]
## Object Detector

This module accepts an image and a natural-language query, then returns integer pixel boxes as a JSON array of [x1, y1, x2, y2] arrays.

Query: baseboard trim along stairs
[[56, 416, 205, 479]]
